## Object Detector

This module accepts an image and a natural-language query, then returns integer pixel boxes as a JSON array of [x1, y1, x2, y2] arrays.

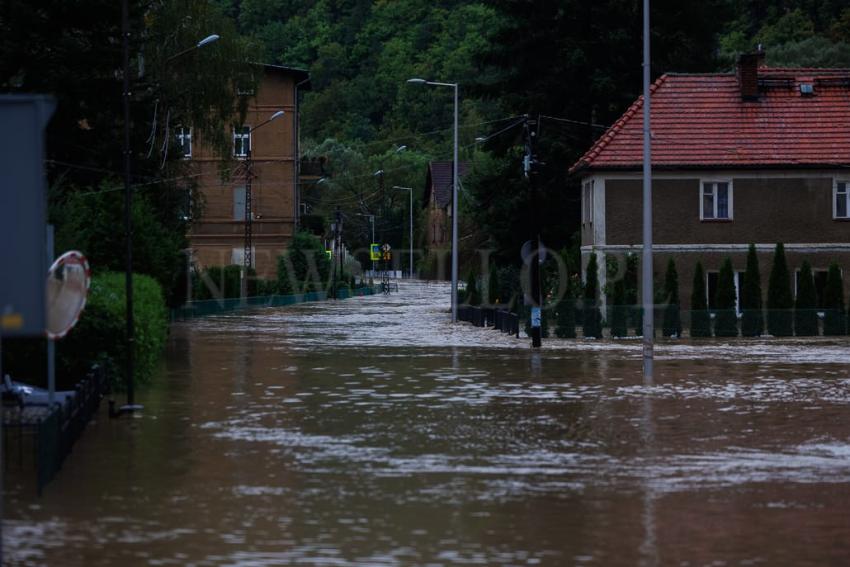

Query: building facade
[[571, 53, 850, 313], [188, 64, 309, 279]]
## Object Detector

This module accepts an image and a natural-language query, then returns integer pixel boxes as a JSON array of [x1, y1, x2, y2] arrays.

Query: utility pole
[[122, 0, 137, 409], [524, 115, 542, 348], [642, 0, 654, 378], [243, 144, 253, 296], [338, 209, 344, 288], [332, 206, 342, 298]]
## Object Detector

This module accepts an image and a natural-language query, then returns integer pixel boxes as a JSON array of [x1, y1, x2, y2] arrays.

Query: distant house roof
[[258, 63, 310, 89], [424, 161, 470, 208], [570, 66, 850, 174]]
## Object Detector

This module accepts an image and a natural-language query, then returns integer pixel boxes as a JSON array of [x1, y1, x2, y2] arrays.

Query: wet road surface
[[4, 281, 850, 566]]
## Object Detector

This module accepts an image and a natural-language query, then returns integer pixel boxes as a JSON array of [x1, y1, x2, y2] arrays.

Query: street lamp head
[[475, 136, 487, 143], [197, 34, 220, 48], [406, 78, 427, 85], [269, 110, 285, 121], [373, 169, 384, 176], [395, 145, 407, 153]]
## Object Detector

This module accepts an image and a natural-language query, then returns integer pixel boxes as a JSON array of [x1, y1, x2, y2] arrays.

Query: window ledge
[[700, 218, 733, 223], [832, 217, 850, 221]]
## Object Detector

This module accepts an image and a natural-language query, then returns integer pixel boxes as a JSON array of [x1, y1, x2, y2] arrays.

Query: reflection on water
[[4, 281, 850, 566]]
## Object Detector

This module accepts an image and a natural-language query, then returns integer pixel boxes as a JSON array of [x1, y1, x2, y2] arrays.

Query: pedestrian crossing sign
[[370, 243, 381, 261]]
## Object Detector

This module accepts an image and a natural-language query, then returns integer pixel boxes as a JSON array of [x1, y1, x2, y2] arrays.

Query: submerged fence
[[456, 303, 849, 339], [458, 306, 520, 337], [2, 366, 108, 494], [171, 286, 379, 321]]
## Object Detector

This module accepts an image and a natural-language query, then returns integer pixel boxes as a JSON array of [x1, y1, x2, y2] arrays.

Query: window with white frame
[[582, 180, 594, 225], [175, 126, 192, 158], [835, 180, 849, 219], [233, 125, 251, 157], [701, 181, 732, 220]]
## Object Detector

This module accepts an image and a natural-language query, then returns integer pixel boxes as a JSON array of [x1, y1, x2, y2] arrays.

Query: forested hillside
[[210, 0, 850, 267]]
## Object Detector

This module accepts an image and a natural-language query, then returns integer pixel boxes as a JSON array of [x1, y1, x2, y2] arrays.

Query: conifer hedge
[[610, 279, 628, 338], [794, 260, 818, 336], [740, 243, 764, 337], [767, 243, 793, 336], [583, 254, 603, 339], [823, 262, 846, 336], [714, 258, 738, 337], [662, 258, 682, 337], [690, 261, 710, 337]]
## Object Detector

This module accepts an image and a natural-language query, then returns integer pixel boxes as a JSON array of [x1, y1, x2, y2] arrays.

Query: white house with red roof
[[570, 51, 850, 316]]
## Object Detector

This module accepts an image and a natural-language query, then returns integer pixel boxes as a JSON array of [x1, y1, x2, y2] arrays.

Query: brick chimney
[[738, 48, 766, 101]]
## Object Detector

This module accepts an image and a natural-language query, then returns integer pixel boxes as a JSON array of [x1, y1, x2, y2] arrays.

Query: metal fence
[[458, 306, 520, 337], [171, 286, 379, 321], [2, 365, 108, 494]]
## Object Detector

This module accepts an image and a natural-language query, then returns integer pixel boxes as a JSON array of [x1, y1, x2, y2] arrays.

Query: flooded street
[[4, 281, 850, 566]]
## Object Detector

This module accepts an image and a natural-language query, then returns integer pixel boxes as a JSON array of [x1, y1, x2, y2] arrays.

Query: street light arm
[[250, 110, 285, 133], [165, 33, 220, 64]]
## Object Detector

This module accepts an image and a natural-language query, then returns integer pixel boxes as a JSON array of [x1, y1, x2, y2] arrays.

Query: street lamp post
[[241, 110, 285, 299], [642, 0, 654, 378], [393, 186, 413, 279], [357, 213, 376, 275], [121, 0, 218, 413], [407, 78, 459, 322]]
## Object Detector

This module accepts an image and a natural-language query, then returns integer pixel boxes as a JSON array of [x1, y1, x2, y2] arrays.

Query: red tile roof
[[570, 68, 850, 174]]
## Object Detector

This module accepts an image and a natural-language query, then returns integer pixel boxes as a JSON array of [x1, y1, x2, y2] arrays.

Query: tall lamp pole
[[393, 186, 413, 278], [642, 0, 654, 378], [241, 110, 285, 298], [407, 78, 459, 321], [357, 213, 376, 275], [120, 0, 218, 413]]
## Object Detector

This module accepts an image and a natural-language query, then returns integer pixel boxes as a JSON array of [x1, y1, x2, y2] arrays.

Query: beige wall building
[[188, 64, 309, 279]]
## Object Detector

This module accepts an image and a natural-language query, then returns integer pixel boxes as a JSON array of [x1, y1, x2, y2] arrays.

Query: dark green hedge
[[60, 271, 168, 390]]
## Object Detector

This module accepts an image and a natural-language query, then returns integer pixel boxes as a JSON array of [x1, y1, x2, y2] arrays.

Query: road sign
[[370, 243, 381, 261], [0, 95, 55, 336]]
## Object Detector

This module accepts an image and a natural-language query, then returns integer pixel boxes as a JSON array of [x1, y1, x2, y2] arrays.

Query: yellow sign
[[370, 244, 381, 261], [326, 249, 333, 259], [1, 312, 24, 330]]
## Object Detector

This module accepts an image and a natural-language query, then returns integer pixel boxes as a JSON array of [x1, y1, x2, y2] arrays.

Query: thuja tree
[[583, 254, 603, 339], [486, 264, 501, 306], [555, 271, 577, 339], [623, 254, 641, 334], [794, 260, 818, 336], [823, 262, 846, 335], [662, 258, 682, 338], [740, 244, 764, 337], [465, 269, 481, 306], [610, 279, 628, 338], [690, 261, 710, 337], [767, 243, 793, 336], [715, 258, 738, 337]]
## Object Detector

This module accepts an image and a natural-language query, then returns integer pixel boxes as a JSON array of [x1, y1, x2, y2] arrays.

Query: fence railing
[[3, 365, 108, 494], [171, 286, 379, 321], [458, 306, 520, 337]]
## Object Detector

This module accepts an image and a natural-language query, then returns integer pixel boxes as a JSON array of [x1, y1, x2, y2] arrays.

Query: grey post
[[407, 78, 459, 321], [393, 186, 414, 278], [642, 0, 654, 378], [47, 224, 55, 406]]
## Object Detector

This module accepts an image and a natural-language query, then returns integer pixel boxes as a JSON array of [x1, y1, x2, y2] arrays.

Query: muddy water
[[4, 281, 850, 566]]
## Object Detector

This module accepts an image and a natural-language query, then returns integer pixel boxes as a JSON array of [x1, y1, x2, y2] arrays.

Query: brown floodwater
[[4, 281, 850, 566]]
